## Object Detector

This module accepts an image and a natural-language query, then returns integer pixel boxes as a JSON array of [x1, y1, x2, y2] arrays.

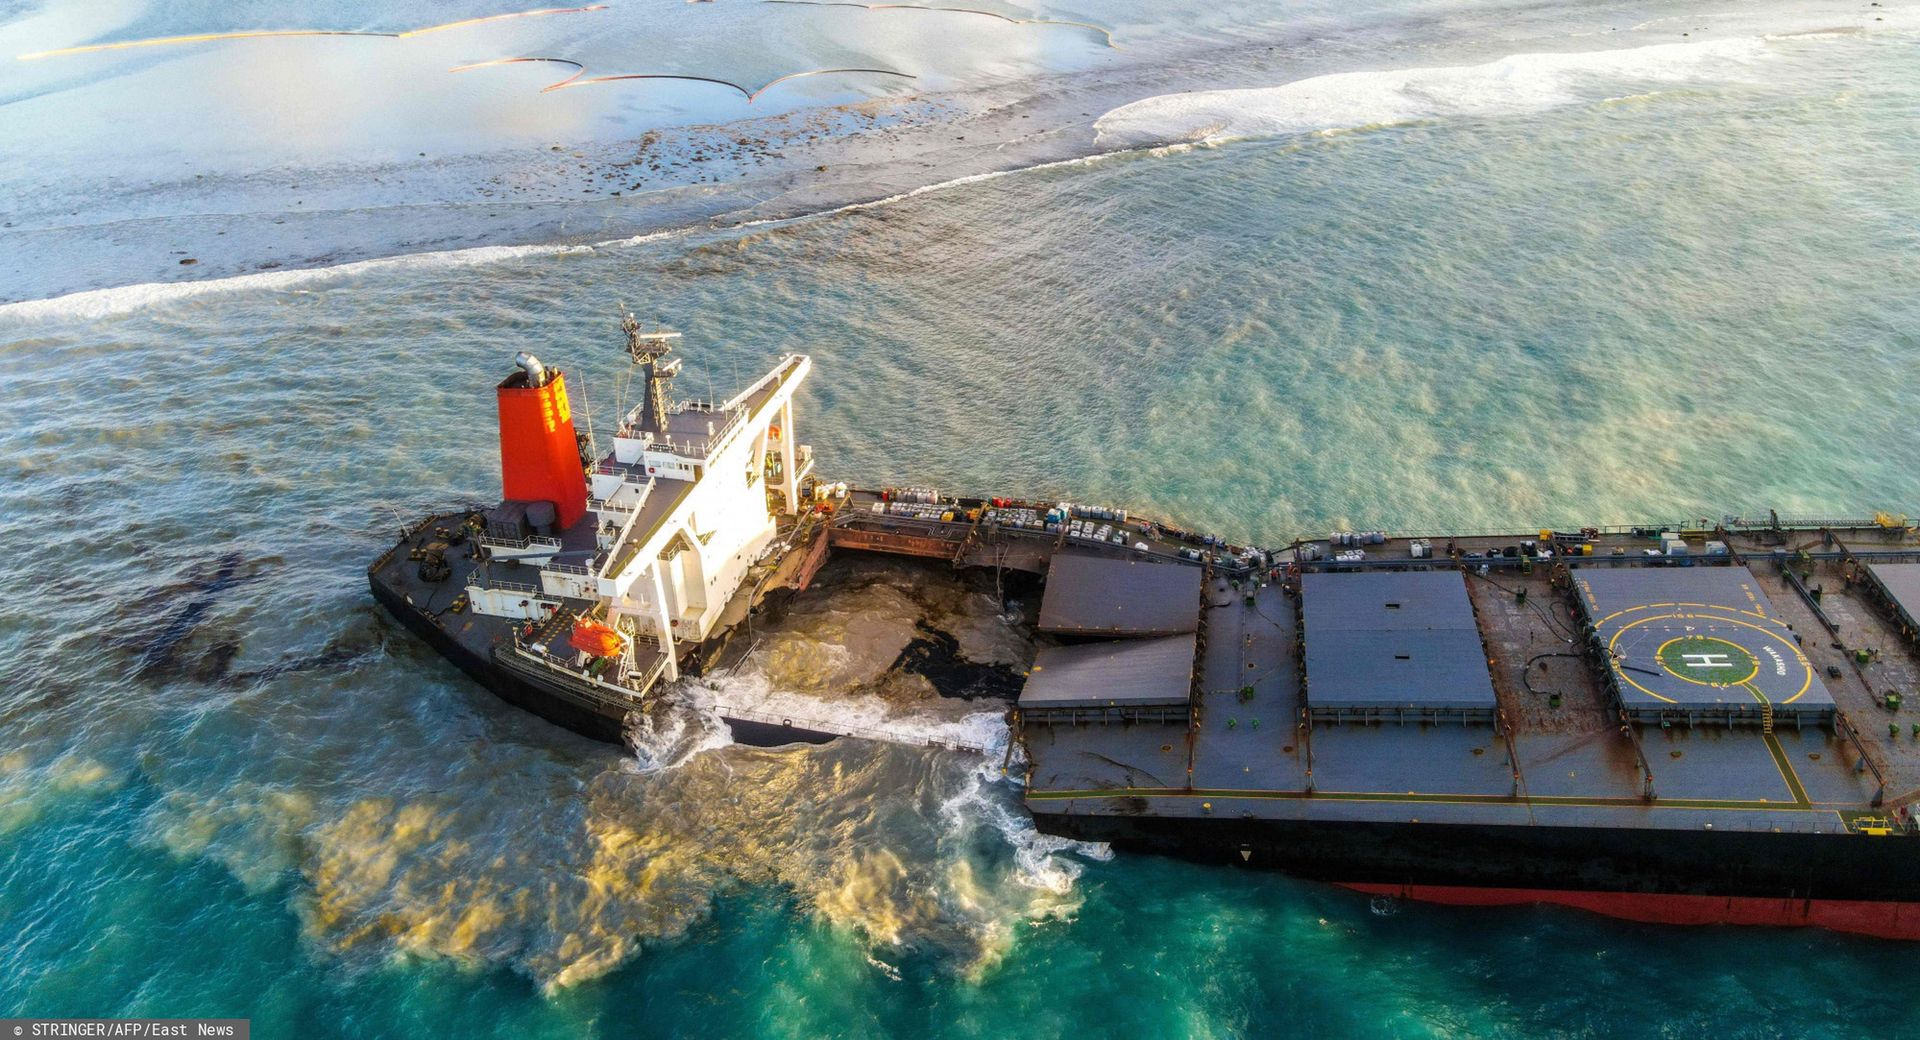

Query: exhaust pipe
[[513, 351, 548, 387]]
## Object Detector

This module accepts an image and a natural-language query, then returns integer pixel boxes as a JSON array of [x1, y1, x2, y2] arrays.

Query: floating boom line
[[456, 58, 916, 102], [450, 55, 588, 91], [19, 29, 392, 60], [17, 5, 608, 61], [397, 5, 611, 38], [761, 0, 1117, 48]]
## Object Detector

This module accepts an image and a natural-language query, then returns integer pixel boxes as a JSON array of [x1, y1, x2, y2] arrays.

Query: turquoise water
[[3, 27, 1920, 1039]]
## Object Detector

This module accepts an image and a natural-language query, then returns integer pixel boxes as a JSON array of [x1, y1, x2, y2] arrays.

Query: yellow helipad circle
[[1607, 608, 1815, 705]]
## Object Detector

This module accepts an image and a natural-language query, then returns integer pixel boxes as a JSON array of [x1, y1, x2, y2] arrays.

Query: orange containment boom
[[569, 619, 626, 658], [497, 359, 589, 530]]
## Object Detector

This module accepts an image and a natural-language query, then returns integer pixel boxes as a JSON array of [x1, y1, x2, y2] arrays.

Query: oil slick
[[108, 553, 373, 687], [131, 552, 258, 678]]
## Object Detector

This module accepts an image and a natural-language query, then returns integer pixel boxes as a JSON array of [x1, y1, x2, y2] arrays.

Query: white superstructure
[[464, 329, 812, 685]]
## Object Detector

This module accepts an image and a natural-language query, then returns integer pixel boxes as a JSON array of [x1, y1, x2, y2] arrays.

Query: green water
[[2, 27, 1918, 1040]]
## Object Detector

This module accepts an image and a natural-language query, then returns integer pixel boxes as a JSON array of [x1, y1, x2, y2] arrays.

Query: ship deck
[[1020, 521, 1920, 837], [371, 499, 831, 719], [369, 511, 669, 704]]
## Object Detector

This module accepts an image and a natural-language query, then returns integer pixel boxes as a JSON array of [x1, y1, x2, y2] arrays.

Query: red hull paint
[[1341, 882, 1920, 940]]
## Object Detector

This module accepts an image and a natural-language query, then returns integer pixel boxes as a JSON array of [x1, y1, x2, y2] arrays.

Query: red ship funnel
[[497, 353, 588, 531]]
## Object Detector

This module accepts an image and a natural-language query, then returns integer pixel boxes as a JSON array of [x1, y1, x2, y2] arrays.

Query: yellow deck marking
[[1026, 785, 1847, 815], [1607, 610, 1814, 704], [1744, 682, 1813, 807], [1590, 600, 1776, 628]]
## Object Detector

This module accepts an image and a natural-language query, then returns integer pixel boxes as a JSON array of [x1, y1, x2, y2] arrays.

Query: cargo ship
[[370, 321, 1920, 939]]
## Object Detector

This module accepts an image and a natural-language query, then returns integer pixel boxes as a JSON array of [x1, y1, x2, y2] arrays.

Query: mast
[[621, 307, 683, 435]]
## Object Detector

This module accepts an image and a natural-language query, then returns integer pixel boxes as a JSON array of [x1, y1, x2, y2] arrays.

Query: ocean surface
[[3, 8, 1920, 1040]]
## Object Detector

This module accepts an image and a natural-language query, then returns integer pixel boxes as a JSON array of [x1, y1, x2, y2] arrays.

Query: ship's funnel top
[[496, 354, 588, 531], [513, 351, 549, 388]]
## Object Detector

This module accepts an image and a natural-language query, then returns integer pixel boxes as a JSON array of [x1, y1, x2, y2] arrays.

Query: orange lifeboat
[[568, 619, 626, 658]]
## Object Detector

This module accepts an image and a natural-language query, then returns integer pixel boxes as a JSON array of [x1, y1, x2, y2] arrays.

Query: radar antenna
[[620, 305, 683, 434]]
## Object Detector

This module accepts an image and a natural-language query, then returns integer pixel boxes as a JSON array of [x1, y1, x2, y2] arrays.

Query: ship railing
[[398, 515, 437, 543], [715, 705, 989, 755], [500, 642, 651, 702], [623, 650, 671, 694], [472, 572, 542, 596], [1833, 709, 1892, 808], [480, 533, 563, 553], [838, 501, 1267, 573], [617, 406, 747, 461], [632, 434, 717, 459], [590, 475, 659, 522], [1722, 513, 1916, 531], [1314, 515, 1920, 544], [391, 505, 487, 546], [589, 495, 635, 518], [720, 352, 806, 413], [1019, 705, 1190, 726], [842, 487, 1917, 559]]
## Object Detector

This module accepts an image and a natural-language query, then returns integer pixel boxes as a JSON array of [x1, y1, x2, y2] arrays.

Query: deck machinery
[[374, 329, 1920, 938]]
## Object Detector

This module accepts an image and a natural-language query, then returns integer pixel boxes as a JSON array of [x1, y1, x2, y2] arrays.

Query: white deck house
[[466, 339, 812, 685]]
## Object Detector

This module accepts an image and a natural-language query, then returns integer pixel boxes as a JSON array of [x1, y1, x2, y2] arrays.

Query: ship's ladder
[[951, 512, 984, 568], [1762, 699, 1775, 735]]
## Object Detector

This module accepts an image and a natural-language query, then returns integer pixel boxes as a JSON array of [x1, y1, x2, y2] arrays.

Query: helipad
[[1573, 566, 1834, 724]]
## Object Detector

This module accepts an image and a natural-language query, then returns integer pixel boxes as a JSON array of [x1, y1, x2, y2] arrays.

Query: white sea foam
[[685, 665, 1011, 757], [0, 124, 1159, 326], [676, 663, 1108, 884], [0, 161, 1102, 325], [0, 229, 689, 325], [622, 690, 736, 774], [0, 241, 586, 324], [1093, 37, 1775, 149], [939, 752, 1112, 895]]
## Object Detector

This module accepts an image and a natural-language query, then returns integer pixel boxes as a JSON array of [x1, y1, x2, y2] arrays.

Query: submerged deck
[[1016, 519, 1920, 838]]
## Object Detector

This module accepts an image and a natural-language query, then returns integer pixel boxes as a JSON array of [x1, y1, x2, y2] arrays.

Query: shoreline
[[1, 0, 1894, 313]]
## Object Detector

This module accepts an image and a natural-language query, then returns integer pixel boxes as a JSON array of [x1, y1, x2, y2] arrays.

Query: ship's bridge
[[591, 353, 812, 512], [587, 352, 812, 671]]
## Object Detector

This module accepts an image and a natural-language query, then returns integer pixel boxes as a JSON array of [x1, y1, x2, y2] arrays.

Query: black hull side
[[371, 575, 630, 745], [372, 574, 842, 750], [1033, 811, 1920, 904], [723, 718, 840, 747]]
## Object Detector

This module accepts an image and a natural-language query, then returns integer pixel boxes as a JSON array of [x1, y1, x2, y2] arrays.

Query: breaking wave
[[0, 242, 588, 325], [0, 155, 1132, 325], [1094, 37, 1775, 148]]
